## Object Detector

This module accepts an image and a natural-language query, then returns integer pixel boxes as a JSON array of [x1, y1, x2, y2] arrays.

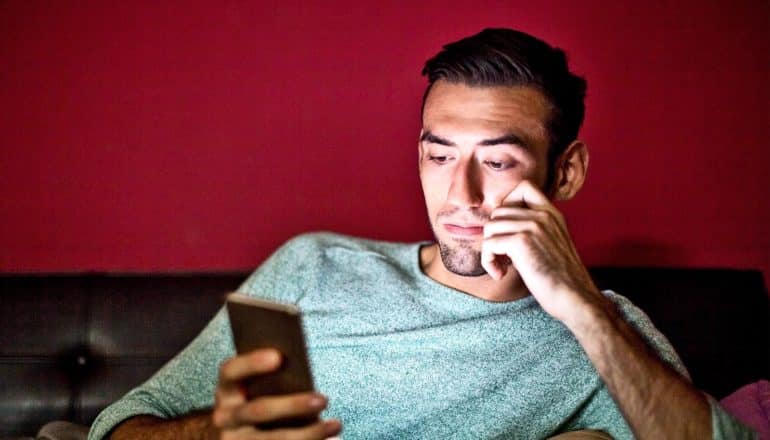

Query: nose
[[446, 158, 483, 209]]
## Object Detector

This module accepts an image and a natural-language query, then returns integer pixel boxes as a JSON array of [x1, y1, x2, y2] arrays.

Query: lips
[[443, 223, 484, 236]]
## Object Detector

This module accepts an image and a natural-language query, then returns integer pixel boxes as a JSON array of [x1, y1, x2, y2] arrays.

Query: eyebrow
[[420, 131, 529, 150]]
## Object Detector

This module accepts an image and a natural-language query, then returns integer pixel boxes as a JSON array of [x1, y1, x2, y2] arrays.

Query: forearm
[[109, 412, 218, 440], [565, 295, 711, 439]]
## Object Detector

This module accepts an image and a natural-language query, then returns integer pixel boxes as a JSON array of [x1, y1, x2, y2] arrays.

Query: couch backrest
[[1, 268, 768, 437], [591, 267, 770, 399], [0, 274, 242, 437]]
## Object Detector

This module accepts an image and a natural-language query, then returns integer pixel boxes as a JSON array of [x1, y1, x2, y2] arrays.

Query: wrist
[[560, 288, 618, 336], [187, 411, 219, 440]]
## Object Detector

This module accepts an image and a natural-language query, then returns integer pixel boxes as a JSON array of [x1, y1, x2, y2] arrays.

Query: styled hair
[[422, 28, 587, 189]]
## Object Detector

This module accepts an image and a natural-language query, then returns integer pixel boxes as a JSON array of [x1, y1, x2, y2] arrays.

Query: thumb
[[481, 237, 512, 281]]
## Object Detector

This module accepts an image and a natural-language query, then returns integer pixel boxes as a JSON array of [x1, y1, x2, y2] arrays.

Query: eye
[[484, 160, 514, 170], [428, 155, 452, 164]]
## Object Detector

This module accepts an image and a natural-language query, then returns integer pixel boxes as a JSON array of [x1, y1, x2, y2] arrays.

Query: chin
[[436, 239, 487, 277]]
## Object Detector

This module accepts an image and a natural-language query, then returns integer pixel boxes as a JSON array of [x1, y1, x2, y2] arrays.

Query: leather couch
[[1, 268, 768, 438]]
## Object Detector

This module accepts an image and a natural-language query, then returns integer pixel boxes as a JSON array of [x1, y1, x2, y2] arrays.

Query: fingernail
[[309, 394, 326, 409], [324, 419, 342, 435], [259, 349, 281, 365]]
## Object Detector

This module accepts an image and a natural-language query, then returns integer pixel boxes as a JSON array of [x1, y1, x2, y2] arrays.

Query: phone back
[[226, 294, 315, 398]]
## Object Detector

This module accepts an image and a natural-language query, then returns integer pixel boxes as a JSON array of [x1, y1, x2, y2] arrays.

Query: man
[[89, 28, 752, 439]]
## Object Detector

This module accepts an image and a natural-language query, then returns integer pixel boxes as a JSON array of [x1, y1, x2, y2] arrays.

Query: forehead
[[422, 81, 552, 146]]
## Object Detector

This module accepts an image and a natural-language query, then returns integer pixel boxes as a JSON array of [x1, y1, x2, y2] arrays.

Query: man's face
[[419, 81, 552, 276]]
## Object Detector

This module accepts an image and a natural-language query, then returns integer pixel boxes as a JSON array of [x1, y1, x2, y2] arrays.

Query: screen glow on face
[[419, 82, 551, 276]]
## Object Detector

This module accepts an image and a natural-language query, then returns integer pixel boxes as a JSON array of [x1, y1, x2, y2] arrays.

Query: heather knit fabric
[[88, 232, 753, 439]]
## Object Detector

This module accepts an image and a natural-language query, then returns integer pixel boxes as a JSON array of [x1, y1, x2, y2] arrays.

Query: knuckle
[[214, 387, 233, 406], [248, 399, 270, 420], [211, 408, 229, 428], [218, 359, 235, 381], [513, 233, 530, 247]]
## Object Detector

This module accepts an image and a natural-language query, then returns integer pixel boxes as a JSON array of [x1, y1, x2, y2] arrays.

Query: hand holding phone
[[209, 293, 342, 438], [227, 294, 315, 403]]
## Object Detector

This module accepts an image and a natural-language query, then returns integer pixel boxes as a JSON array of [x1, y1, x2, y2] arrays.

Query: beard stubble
[[432, 207, 490, 277]]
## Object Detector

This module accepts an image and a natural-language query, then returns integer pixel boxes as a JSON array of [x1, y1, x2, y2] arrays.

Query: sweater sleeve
[[87, 235, 317, 440], [562, 290, 755, 439], [707, 394, 758, 440], [603, 290, 690, 379], [608, 291, 756, 438]]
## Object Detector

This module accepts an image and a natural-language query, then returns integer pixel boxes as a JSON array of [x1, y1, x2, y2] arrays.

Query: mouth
[[443, 223, 484, 237]]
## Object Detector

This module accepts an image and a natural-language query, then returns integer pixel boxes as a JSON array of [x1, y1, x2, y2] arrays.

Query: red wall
[[1, 1, 768, 286]]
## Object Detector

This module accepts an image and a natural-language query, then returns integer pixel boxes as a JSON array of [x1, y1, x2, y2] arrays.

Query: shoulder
[[281, 231, 416, 259], [601, 289, 691, 379], [601, 289, 662, 338], [260, 231, 341, 262], [601, 290, 647, 320]]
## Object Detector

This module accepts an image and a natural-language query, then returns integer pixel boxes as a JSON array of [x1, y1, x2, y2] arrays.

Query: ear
[[551, 140, 589, 201]]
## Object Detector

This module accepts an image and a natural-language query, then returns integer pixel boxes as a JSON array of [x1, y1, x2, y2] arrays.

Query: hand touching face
[[481, 179, 601, 321], [419, 81, 552, 277]]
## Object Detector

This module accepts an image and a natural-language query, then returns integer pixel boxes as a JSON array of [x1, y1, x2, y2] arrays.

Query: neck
[[419, 243, 530, 302]]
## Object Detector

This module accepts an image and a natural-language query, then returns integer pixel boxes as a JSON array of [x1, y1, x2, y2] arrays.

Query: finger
[[480, 246, 504, 281], [261, 419, 342, 440], [217, 424, 258, 439], [486, 209, 564, 244], [497, 185, 566, 230], [481, 251, 508, 281], [483, 233, 530, 255], [483, 219, 538, 239], [215, 382, 247, 413], [230, 392, 328, 427], [490, 206, 552, 222], [481, 233, 532, 281], [218, 349, 282, 391], [481, 235, 508, 280], [489, 206, 532, 220], [502, 179, 553, 210]]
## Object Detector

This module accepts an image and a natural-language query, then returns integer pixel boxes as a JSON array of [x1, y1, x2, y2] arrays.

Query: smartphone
[[226, 293, 317, 428]]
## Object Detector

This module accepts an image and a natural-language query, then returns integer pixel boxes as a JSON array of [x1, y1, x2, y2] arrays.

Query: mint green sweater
[[88, 232, 753, 439]]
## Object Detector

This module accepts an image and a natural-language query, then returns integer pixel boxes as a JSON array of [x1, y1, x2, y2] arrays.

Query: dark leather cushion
[[86, 276, 235, 357], [0, 274, 243, 437]]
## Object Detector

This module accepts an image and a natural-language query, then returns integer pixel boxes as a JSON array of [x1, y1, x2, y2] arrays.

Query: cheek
[[521, 160, 549, 190], [419, 171, 448, 214], [421, 180, 440, 203]]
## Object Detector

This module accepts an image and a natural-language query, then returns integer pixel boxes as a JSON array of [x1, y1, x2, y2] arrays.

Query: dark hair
[[422, 28, 587, 190]]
